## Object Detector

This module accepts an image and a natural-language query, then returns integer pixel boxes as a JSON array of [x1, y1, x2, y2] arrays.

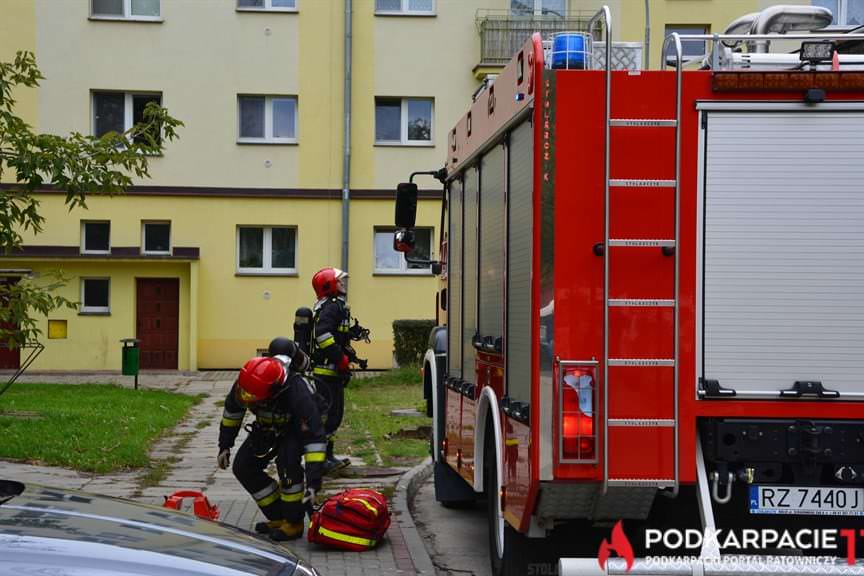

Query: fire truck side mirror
[[395, 182, 418, 228]]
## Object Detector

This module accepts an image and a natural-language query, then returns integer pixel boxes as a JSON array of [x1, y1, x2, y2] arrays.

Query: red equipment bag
[[307, 488, 391, 551]]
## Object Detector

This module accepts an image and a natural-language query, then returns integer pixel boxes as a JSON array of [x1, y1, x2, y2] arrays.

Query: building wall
[[12, 191, 439, 370], [5, 0, 816, 372], [0, 0, 37, 135], [8, 258, 192, 371], [35, 0, 302, 189]]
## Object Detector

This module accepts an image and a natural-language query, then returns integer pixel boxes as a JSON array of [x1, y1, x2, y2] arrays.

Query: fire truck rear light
[[559, 365, 598, 463]]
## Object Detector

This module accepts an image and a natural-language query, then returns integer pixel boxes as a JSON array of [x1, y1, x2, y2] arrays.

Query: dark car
[[0, 479, 319, 576]]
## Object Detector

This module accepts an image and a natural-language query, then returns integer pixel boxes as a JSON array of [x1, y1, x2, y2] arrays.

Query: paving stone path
[[0, 371, 435, 575]]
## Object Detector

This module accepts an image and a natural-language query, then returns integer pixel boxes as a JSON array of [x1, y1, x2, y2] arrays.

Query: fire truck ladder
[[591, 7, 680, 493]]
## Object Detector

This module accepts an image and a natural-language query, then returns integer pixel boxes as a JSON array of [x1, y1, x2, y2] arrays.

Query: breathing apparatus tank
[[293, 307, 314, 354]]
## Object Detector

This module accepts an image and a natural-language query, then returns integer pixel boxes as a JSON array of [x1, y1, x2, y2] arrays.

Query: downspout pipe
[[341, 0, 352, 272], [644, 0, 650, 70]]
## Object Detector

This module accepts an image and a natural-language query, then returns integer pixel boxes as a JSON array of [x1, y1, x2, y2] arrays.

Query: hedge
[[393, 319, 436, 367]]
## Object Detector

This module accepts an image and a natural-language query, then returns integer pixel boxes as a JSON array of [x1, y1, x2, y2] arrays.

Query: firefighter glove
[[217, 448, 231, 470], [337, 354, 350, 374]]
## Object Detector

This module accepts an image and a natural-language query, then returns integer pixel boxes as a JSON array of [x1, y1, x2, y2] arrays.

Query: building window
[[375, 0, 435, 15], [92, 91, 162, 142], [142, 221, 171, 254], [375, 98, 433, 145], [374, 227, 433, 274], [238, 95, 297, 143], [237, 226, 297, 274], [664, 25, 709, 62], [81, 221, 111, 254], [91, 0, 161, 20], [237, 0, 297, 11], [80, 278, 110, 314], [813, 0, 864, 25], [511, 0, 565, 17]]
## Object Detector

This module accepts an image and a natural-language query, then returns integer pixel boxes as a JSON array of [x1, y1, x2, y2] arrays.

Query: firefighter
[[310, 267, 356, 475], [217, 341, 326, 542]]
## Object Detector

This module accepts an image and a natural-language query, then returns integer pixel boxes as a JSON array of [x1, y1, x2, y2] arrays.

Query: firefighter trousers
[[317, 374, 347, 438], [232, 428, 306, 523]]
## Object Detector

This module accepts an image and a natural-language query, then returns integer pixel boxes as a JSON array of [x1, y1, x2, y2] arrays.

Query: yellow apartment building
[[0, 0, 845, 371]]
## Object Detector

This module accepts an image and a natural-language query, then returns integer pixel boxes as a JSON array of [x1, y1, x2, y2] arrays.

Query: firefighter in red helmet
[[217, 340, 326, 541], [310, 267, 356, 474]]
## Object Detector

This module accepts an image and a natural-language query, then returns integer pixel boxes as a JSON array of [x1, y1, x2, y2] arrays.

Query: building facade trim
[[0, 184, 441, 200], [3, 246, 200, 260]]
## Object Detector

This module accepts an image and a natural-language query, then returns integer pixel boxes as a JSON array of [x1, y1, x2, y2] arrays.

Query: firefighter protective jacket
[[311, 296, 351, 377], [218, 373, 327, 483]]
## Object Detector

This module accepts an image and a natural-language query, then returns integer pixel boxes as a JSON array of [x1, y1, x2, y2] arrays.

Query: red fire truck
[[395, 5, 864, 575]]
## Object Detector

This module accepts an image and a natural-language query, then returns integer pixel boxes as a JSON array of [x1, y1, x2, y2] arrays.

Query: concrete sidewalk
[[0, 372, 435, 576]]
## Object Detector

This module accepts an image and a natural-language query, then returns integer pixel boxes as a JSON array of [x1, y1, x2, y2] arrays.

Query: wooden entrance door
[[136, 278, 179, 369], [0, 277, 20, 369]]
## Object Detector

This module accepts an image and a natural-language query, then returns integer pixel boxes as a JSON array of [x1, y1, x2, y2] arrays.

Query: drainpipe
[[341, 0, 352, 272], [644, 0, 650, 70]]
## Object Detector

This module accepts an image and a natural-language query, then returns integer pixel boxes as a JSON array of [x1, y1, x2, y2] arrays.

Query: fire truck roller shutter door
[[507, 119, 534, 405], [701, 110, 864, 399], [449, 177, 463, 381], [479, 144, 506, 349], [463, 166, 480, 380]]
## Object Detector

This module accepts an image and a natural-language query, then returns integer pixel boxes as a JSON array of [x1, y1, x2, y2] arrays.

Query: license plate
[[749, 486, 864, 516]]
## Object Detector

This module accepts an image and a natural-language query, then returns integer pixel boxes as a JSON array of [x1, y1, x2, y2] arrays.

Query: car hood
[[0, 480, 299, 576]]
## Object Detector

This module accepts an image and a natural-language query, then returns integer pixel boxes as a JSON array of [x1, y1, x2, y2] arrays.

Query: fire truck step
[[609, 179, 677, 188], [610, 118, 677, 127], [608, 239, 676, 248], [608, 358, 675, 367], [607, 478, 676, 488], [608, 419, 675, 427], [609, 299, 675, 307]]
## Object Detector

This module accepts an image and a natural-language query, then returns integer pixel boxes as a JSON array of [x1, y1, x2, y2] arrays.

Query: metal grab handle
[[710, 471, 734, 505]]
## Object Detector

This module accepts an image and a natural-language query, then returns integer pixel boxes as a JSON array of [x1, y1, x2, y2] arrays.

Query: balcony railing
[[476, 9, 594, 67]]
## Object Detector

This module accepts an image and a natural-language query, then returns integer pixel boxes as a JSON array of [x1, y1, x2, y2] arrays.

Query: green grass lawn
[[340, 367, 431, 468], [0, 384, 198, 473]]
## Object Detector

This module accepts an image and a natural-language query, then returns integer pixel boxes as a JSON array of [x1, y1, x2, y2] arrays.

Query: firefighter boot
[[254, 519, 283, 534], [322, 440, 350, 476], [269, 520, 304, 541]]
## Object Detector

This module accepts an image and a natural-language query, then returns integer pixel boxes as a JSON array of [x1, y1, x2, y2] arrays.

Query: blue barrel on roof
[[551, 32, 591, 70]]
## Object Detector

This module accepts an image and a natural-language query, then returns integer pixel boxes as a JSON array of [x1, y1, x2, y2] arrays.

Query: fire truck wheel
[[486, 423, 528, 576]]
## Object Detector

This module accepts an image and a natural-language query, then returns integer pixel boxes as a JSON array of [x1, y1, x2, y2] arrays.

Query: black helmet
[[267, 337, 310, 373]]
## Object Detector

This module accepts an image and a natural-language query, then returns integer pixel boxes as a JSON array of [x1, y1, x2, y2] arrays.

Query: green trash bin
[[121, 338, 141, 388]]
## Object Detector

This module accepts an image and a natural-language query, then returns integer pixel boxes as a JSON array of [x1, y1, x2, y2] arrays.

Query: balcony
[[475, 9, 594, 76]]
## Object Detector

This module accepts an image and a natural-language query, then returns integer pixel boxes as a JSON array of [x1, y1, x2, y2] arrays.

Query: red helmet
[[312, 267, 348, 299], [237, 357, 285, 404]]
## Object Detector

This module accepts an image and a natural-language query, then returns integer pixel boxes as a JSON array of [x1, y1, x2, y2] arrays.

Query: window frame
[[374, 97, 434, 146], [814, 0, 864, 25], [373, 226, 435, 276], [511, 0, 565, 17], [236, 0, 298, 12], [80, 277, 111, 315], [141, 220, 172, 255], [375, 0, 436, 16], [80, 221, 111, 255], [236, 226, 298, 276], [237, 95, 299, 145], [91, 91, 163, 138], [664, 24, 710, 61], [90, 0, 162, 22]]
